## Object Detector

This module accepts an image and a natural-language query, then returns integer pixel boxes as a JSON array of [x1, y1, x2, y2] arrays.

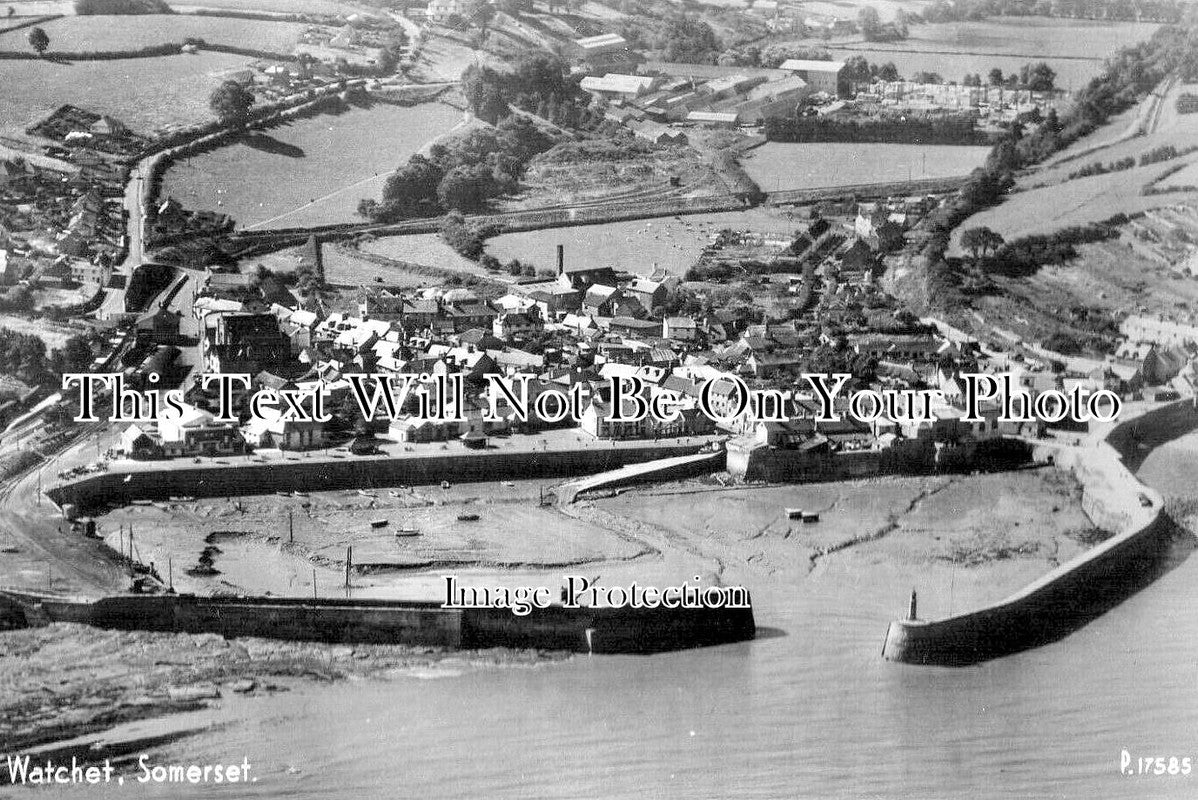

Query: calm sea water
[[43, 435, 1198, 800]]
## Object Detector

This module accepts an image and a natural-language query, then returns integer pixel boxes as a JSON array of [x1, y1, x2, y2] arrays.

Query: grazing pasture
[[160, 102, 463, 229], [0, 51, 254, 136], [360, 234, 485, 274], [816, 17, 1161, 89], [951, 167, 1198, 250], [171, 0, 362, 14], [742, 142, 989, 192], [486, 209, 803, 276], [0, 13, 306, 51]]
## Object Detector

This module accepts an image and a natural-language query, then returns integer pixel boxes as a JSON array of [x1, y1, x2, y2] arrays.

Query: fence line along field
[[160, 102, 464, 230], [0, 51, 256, 137], [0, 14, 307, 51]]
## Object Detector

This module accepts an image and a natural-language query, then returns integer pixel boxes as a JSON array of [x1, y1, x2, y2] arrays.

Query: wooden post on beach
[[289, 509, 294, 543], [908, 589, 918, 621], [312, 568, 317, 600], [345, 546, 352, 589], [168, 556, 173, 591]]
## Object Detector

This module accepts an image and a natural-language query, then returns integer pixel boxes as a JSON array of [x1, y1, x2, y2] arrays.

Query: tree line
[[765, 114, 989, 145], [923, 0, 1185, 23]]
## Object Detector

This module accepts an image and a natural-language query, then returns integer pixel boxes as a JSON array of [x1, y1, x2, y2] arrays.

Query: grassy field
[[0, 13, 306, 51], [243, 243, 437, 289], [360, 234, 485, 274], [171, 0, 363, 14], [485, 208, 804, 276], [742, 142, 989, 192], [817, 17, 1160, 90], [4, 0, 72, 16], [953, 167, 1198, 246], [1160, 162, 1198, 189], [0, 51, 254, 137], [160, 101, 463, 229], [409, 35, 489, 84]]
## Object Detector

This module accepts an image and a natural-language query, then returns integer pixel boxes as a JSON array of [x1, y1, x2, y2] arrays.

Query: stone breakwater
[[0, 589, 756, 656], [881, 400, 1197, 666]]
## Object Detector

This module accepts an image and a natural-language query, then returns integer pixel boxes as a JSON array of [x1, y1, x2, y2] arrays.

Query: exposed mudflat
[[0, 623, 566, 754]]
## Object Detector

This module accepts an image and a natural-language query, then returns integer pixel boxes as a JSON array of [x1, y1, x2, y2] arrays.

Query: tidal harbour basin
[[5, 1, 1198, 793], [5, 397, 1198, 797]]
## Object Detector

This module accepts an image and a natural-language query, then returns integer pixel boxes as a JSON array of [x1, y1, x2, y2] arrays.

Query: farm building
[[627, 120, 688, 146], [580, 73, 661, 101], [426, 0, 468, 22], [686, 110, 739, 126], [779, 59, 846, 95]]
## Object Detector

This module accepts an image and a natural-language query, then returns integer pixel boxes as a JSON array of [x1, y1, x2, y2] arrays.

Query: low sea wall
[[881, 400, 1197, 666], [5, 591, 756, 655], [48, 443, 708, 510]]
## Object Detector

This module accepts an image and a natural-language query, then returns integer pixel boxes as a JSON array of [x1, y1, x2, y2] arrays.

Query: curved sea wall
[[882, 400, 1197, 666]]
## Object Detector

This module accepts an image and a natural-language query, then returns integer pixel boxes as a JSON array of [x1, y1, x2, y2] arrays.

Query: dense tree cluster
[[858, 6, 910, 41], [208, 80, 255, 124], [979, 219, 1124, 277], [960, 227, 1005, 261], [360, 114, 555, 222], [719, 44, 834, 69], [460, 53, 602, 130], [0, 329, 92, 387], [619, 12, 722, 65], [841, 55, 902, 87], [440, 212, 504, 260]]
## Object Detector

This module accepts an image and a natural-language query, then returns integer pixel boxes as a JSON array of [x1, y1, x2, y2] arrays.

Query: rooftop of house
[[779, 59, 846, 73]]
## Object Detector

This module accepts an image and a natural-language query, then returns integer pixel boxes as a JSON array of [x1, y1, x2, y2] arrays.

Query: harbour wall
[[728, 436, 1032, 484], [5, 591, 755, 655], [48, 442, 709, 510], [881, 400, 1197, 666], [559, 450, 727, 503]]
